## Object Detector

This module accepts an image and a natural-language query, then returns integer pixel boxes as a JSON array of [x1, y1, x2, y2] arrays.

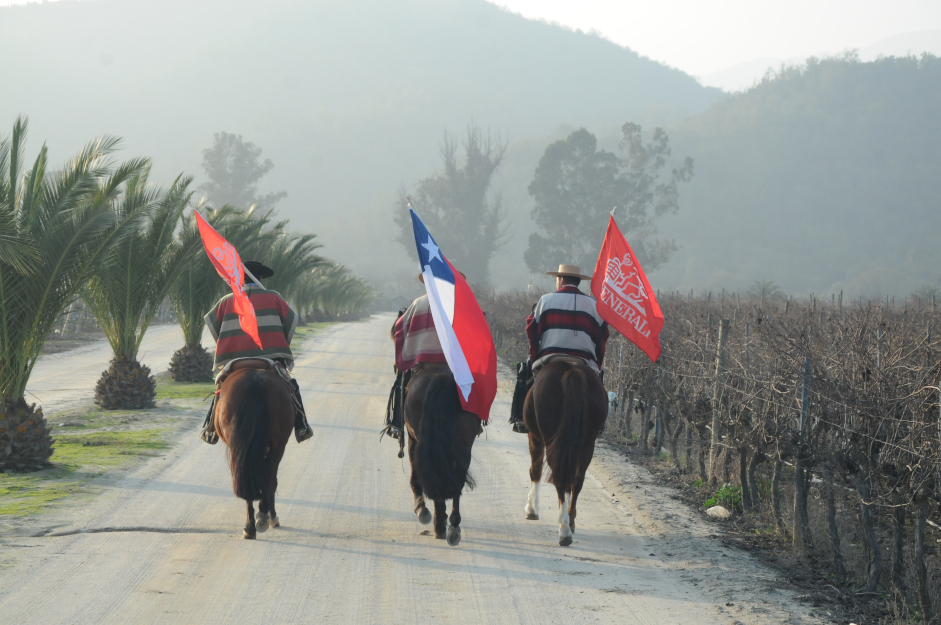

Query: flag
[[408, 208, 497, 421], [193, 211, 263, 349], [590, 216, 664, 362]]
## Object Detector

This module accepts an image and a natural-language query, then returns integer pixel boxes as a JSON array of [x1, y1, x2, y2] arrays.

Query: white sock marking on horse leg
[[558, 492, 573, 539], [525, 481, 540, 518]]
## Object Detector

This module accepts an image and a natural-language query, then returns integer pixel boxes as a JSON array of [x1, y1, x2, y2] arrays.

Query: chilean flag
[[409, 208, 497, 422]]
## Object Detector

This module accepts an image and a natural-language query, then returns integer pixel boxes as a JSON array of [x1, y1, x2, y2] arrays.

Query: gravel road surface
[[0, 315, 821, 624]]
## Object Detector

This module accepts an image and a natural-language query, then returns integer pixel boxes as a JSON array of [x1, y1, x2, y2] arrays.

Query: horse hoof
[[559, 535, 573, 547], [525, 512, 539, 520], [243, 530, 256, 540], [271, 515, 280, 528], [417, 508, 432, 525], [255, 512, 269, 533], [435, 532, 446, 540], [446, 526, 462, 546]]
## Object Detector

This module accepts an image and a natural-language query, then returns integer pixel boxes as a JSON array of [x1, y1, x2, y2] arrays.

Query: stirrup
[[295, 424, 313, 443], [200, 428, 219, 445]]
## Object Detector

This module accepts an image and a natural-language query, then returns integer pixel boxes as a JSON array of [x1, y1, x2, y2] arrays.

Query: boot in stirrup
[[200, 395, 219, 444], [291, 379, 313, 443]]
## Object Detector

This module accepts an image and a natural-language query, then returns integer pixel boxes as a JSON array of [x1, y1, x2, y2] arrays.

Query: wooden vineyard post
[[708, 319, 730, 486], [793, 330, 813, 550]]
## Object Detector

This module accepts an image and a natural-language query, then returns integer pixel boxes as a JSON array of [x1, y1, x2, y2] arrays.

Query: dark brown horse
[[405, 363, 482, 546], [215, 360, 295, 539], [523, 358, 607, 546]]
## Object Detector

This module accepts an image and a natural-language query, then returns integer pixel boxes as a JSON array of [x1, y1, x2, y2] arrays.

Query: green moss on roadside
[[0, 429, 170, 518], [156, 379, 215, 400]]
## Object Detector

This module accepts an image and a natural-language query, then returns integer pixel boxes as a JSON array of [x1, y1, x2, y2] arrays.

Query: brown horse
[[215, 360, 295, 539], [523, 358, 608, 546], [405, 363, 482, 546]]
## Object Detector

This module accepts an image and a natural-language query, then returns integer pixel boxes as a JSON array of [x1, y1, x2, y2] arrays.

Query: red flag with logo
[[590, 216, 664, 362], [193, 211, 263, 349]]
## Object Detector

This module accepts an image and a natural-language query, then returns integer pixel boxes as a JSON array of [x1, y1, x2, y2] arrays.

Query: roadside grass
[[156, 379, 215, 400], [0, 429, 170, 518], [0, 374, 212, 524]]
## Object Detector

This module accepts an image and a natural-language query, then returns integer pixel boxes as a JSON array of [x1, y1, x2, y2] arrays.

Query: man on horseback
[[199, 261, 313, 445], [509, 264, 609, 433], [383, 276, 449, 442]]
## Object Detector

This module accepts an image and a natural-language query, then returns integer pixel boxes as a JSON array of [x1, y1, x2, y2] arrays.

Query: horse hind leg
[[408, 433, 432, 525], [557, 488, 573, 547], [525, 435, 544, 520], [446, 495, 462, 546], [433, 499, 447, 539], [244, 499, 257, 539]]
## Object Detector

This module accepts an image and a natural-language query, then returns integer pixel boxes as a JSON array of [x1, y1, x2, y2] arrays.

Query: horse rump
[[415, 374, 475, 501], [226, 370, 270, 501], [545, 367, 587, 490]]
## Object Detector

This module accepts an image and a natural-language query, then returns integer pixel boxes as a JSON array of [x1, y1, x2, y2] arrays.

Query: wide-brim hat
[[244, 261, 274, 280], [546, 264, 591, 280]]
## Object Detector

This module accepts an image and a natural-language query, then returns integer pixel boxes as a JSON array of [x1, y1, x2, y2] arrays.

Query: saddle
[[216, 357, 292, 387]]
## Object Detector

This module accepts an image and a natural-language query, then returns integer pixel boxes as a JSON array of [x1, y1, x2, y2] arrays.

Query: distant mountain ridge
[[0, 0, 720, 288]]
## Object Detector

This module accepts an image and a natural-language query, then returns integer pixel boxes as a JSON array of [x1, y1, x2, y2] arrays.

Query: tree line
[[0, 118, 374, 472]]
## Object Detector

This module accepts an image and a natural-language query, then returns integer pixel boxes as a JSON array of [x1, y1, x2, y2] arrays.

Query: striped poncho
[[394, 294, 447, 372], [204, 284, 298, 374], [526, 284, 609, 367]]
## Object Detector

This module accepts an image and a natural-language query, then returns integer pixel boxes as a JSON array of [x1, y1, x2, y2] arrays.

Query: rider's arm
[[275, 296, 298, 345], [204, 300, 224, 342], [596, 322, 610, 367], [525, 301, 540, 362]]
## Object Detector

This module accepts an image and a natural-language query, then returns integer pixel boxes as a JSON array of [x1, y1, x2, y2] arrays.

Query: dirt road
[[0, 315, 822, 624]]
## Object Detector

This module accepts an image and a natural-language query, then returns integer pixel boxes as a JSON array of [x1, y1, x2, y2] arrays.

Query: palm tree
[[257, 230, 325, 301], [745, 280, 785, 306], [83, 170, 200, 409], [293, 262, 375, 321], [0, 117, 149, 471]]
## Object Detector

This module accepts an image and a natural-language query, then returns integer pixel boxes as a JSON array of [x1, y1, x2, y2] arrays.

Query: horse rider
[[508, 264, 609, 433], [199, 260, 313, 445], [383, 274, 450, 444]]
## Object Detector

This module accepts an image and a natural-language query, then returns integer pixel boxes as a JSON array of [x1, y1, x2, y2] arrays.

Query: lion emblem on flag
[[604, 253, 649, 316]]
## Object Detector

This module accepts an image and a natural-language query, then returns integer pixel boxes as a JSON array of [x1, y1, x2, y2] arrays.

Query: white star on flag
[[421, 236, 442, 263]]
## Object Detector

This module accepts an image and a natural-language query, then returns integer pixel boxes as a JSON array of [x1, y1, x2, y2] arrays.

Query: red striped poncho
[[394, 295, 447, 372], [204, 284, 298, 374]]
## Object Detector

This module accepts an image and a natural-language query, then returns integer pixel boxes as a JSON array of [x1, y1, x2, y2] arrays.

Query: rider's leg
[[200, 393, 219, 444], [291, 378, 313, 442], [509, 359, 533, 433]]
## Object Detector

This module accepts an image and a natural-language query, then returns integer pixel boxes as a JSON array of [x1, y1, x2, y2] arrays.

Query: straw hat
[[545, 264, 591, 280]]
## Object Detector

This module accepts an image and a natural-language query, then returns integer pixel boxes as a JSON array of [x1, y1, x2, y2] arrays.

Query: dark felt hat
[[244, 261, 274, 281]]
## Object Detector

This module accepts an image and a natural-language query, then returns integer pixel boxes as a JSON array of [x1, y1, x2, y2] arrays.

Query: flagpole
[[243, 265, 261, 286]]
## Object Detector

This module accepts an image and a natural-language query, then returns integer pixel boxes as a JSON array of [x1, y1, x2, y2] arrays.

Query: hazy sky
[[3, 0, 941, 79], [489, 0, 941, 77]]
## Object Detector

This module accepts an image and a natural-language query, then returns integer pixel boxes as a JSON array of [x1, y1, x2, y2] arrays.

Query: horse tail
[[415, 375, 475, 501], [227, 370, 270, 501], [545, 367, 587, 491]]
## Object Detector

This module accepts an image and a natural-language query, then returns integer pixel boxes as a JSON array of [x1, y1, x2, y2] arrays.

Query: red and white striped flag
[[193, 211, 262, 348]]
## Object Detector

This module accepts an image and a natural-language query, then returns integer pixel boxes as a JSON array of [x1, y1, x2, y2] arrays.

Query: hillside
[[657, 53, 941, 297], [0, 0, 719, 289]]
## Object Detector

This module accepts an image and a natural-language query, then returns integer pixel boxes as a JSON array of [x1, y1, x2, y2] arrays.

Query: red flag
[[193, 211, 263, 349], [590, 216, 664, 362]]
